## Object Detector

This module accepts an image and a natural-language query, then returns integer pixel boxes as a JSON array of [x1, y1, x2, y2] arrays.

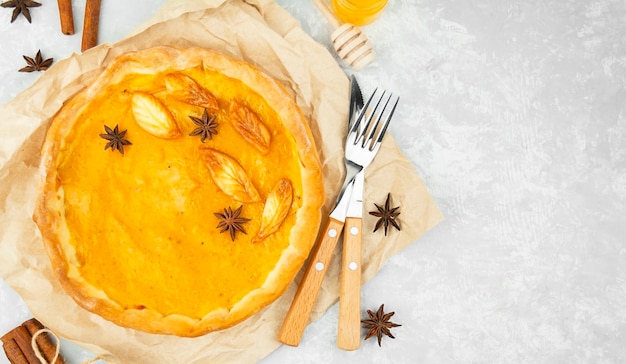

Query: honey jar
[[329, 0, 389, 26]]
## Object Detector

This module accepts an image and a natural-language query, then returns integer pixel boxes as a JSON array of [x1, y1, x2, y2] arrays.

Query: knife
[[277, 77, 362, 347], [338, 75, 365, 350]]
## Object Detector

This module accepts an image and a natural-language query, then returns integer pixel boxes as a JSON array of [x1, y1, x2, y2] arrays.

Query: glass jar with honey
[[329, 0, 389, 26]]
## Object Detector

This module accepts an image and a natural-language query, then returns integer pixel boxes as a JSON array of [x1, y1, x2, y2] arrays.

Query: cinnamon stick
[[81, 0, 102, 52], [57, 0, 74, 35], [2, 326, 39, 364], [23, 319, 65, 364], [1, 318, 66, 364], [0, 337, 28, 364]]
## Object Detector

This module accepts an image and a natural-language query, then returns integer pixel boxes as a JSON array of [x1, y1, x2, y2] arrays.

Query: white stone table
[[1, 0, 625, 362]]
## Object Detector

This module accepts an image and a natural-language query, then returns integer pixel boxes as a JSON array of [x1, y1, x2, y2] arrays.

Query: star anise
[[369, 193, 401, 235], [100, 124, 132, 155], [189, 108, 218, 142], [18, 50, 53, 72], [361, 304, 401, 347], [214, 205, 251, 241], [1, 0, 41, 23]]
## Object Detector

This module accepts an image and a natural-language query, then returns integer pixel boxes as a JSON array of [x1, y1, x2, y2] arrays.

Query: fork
[[343, 89, 397, 177], [278, 89, 399, 347], [337, 90, 398, 349]]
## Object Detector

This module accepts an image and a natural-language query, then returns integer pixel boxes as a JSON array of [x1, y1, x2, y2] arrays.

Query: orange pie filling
[[35, 47, 324, 335]]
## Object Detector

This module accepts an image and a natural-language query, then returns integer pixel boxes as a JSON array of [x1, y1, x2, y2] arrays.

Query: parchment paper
[[0, 0, 443, 362]]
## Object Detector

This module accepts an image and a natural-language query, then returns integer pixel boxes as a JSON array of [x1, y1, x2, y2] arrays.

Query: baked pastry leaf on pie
[[33, 46, 324, 337]]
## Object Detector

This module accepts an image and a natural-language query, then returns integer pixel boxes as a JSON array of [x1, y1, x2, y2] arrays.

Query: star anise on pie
[[189, 108, 218, 142], [214, 205, 251, 241], [18, 50, 53, 72], [100, 124, 132, 155], [1, 0, 41, 23], [368, 193, 401, 235], [361, 304, 402, 347]]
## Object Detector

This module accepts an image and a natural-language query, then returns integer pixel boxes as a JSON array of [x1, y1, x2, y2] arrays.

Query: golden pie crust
[[33, 46, 324, 337]]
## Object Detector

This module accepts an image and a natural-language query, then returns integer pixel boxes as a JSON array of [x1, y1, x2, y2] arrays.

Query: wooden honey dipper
[[312, 0, 375, 71]]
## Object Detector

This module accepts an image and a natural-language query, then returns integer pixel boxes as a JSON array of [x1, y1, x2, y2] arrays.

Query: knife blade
[[337, 75, 365, 350], [348, 75, 364, 128]]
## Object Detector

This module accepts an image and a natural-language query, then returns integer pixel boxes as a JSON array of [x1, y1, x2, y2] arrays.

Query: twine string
[[31, 329, 60, 364], [31, 329, 121, 364]]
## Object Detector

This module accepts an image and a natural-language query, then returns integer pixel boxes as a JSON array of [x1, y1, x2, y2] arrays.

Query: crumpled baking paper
[[0, 0, 443, 362]]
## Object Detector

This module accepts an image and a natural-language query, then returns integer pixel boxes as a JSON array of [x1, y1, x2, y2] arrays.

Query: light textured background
[[1, 0, 625, 363]]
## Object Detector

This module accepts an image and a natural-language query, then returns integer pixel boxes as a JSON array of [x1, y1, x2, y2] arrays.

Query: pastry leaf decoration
[[199, 147, 261, 203], [229, 99, 271, 154], [131, 92, 181, 139], [253, 178, 293, 243], [164, 73, 219, 111]]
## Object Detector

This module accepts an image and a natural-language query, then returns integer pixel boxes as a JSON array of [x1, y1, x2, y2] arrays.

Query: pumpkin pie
[[33, 46, 324, 337]]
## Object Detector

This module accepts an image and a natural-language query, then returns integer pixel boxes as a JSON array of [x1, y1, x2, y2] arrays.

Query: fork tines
[[351, 89, 400, 151]]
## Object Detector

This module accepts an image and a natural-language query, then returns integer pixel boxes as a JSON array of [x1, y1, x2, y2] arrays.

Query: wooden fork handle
[[278, 217, 344, 346], [338, 216, 362, 350]]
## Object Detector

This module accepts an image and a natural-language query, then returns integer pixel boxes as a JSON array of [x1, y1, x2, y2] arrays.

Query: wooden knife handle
[[278, 217, 344, 346], [337, 216, 362, 350]]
